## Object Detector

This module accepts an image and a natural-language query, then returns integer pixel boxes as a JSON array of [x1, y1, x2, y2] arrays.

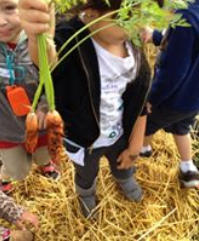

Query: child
[[0, 190, 38, 241], [0, 0, 60, 193], [19, 0, 163, 217], [141, 0, 199, 188]]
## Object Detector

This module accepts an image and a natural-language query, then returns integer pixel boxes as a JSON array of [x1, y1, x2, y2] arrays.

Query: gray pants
[[70, 136, 135, 189], [0, 146, 50, 180]]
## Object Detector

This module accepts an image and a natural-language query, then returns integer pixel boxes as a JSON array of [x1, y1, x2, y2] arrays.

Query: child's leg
[[1, 146, 31, 180], [167, 112, 199, 188], [0, 146, 31, 193], [173, 133, 199, 187], [33, 146, 50, 166], [33, 146, 60, 180], [143, 135, 153, 146], [72, 147, 104, 218], [106, 136, 143, 202], [173, 133, 192, 161], [141, 135, 153, 157], [74, 149, 101, 189], [0, 152, 2, 165]]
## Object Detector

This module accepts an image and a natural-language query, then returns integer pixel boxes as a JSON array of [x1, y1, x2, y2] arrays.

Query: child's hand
[[15, 211, 39, 230], [140, 27, 154, 44], [19, 0, 55, 42], [117, 149, 139, 170]]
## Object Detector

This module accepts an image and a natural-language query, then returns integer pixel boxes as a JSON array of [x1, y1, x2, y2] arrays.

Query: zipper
[[76, 39, 100, 153]]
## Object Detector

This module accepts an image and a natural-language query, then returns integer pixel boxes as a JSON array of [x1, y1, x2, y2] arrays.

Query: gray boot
[[75, 181, 96, 218], [115, 176, 143, 202]]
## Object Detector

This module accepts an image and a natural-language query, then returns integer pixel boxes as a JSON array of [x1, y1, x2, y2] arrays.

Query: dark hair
[[91, 0, 164, 9], [85, 0, 122, 11], [157, 0, 164, 7], [68, 0, 121, 14], [70, 0, 164, 13]]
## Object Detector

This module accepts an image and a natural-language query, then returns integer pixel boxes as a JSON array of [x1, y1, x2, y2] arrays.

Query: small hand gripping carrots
[[25, 112, 39, 153], [45, 110, 64, 163]]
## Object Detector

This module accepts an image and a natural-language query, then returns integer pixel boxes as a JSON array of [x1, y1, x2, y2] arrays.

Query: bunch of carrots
[[25, 32, 64, 163]]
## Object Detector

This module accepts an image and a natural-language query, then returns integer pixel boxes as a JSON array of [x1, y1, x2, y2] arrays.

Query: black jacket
[[53, 17, 151, 148]]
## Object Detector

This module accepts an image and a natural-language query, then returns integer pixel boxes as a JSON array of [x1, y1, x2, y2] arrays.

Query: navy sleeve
[[149, 22, 195, 107]]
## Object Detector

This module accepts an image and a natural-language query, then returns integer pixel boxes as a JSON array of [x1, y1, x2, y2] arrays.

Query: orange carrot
[[45, 110, 64, 163], [25, 112, 39, 153]]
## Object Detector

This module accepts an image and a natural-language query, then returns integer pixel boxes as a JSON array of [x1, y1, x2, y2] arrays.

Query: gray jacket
[[0, 32, 47, 143]]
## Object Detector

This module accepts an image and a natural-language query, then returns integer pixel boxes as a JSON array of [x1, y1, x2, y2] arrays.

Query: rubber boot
[[115, 176, 143, 202], [75, 181, 96, 218]]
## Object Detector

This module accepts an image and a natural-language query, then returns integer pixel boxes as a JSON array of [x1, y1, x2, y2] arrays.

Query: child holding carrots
[[0, 0, 60, 193], [141, 0, 199, 188], [19, 0, 163, 218], [0, 190, 38, 241]]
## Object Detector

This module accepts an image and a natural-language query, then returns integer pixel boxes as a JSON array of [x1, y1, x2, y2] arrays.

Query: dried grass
[[0, 131, 198, 241]]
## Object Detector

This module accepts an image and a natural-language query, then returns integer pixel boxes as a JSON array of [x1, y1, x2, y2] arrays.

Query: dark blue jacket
[[149, 0, 199, 112]]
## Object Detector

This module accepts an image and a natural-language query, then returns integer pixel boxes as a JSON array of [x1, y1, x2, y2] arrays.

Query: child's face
[[85, 9, 128, 46], [92, 19, 128, 46], [0, 0, 21, 43]]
